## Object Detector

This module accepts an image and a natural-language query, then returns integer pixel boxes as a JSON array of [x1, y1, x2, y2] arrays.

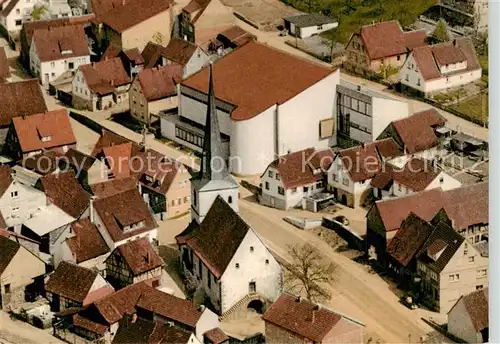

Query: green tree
[[30, 5, 48, 20], [284, 243, 336, 303], [433, 19, 452, 42]]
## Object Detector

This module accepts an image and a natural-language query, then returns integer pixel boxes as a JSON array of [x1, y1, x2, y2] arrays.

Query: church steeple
[[199, 63, 231, 182], [190, 63, 239, 225]]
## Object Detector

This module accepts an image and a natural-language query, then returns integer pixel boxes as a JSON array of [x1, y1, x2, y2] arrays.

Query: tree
[[284, 243, 337, 303], [30, 5, 48, 20], [433, 19, 452, 43]]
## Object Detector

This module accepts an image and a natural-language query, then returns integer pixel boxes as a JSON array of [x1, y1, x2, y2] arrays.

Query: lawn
[[450, 93, 489, 125], [281, 0, 437, 43]]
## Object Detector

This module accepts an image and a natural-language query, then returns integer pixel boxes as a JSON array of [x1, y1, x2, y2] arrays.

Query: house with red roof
[[29, 24, 90, 85], [262, 293, 364, 343], [400, 37, 482, 96], [344, 21, 427, 76], [0, 46, 11, 83], [260, 147, 334, 210], [72, 58, 131, 111], [162, 41, 340, 175], [326, 138, 403, 208], [448, 287, 488, 343], [4, 109, 76, 160]]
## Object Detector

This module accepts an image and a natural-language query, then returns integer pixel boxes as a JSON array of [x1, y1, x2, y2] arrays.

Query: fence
[[69, 111, 103, 134], [322, 217, 365, 251]]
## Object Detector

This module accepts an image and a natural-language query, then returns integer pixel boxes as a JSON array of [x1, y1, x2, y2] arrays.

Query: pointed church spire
[[200, 63, 230, 182]]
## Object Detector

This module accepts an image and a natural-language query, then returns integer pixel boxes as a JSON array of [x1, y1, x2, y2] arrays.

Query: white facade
[[191, 183, 238, 224], [165, 70, 340, 175], [72, 68, 92, 102], [0, 0, 35, 35], [180, 47, 210, 78], [260, 166, 325, 210], [30, 38, 90, 85], [288, 22, 338, 39], [0, 178, 47, 229], [401, 54, 482, 95], [448, 294, 487, 343]]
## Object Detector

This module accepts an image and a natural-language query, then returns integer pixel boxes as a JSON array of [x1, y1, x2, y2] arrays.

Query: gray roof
[[474, 241, 488, 257], [284, 13, 337, 28], [338, 79, 395, 101]]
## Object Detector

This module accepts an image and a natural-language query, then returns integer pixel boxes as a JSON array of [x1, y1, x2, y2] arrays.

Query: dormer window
[[40, 136, 52, 142], [145, 175, 154, 183]]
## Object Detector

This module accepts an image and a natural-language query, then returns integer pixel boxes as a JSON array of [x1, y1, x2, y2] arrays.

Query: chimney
[[311, 305, 319, 323], [90, 196, 97, 223]]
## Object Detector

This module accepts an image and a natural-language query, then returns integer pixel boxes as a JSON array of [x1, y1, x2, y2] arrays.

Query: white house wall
[[194, 309, 219, 342], [1, 0, 33, 33], [0, 181, 47, 228], [184, 48, 210, 78], [371, 97, 409, 140], [192, 187, 238, 224], [299, 22, 338, 38], [180, 95, 232, 136], [426, 172, 461, 191], [220, 229, 282, 314]]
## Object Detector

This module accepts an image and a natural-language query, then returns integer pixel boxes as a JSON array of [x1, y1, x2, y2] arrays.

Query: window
[[464, 243, 468, 255], [439, 177, 444, 183], [317, 25, 323, 30], [11, 191, 18, 198], [51, 72, 55, 77], [207, 270, 211, 289], [198, 258, 202, 274], [268, 170, 273, 178], [446, 77, 450, 84], [51, 62, 55, 68], [278, 186, 284, 195], [265, 182, 270, 190], [16, 9, 20, 14], [398, 183, 402, 192], [250, 246, 254, 252], [228, 196, 233, 204], [235, 263, 239, 269], [69, 62, 74, 69], [477, 269, 487, 278], [265, 259, 269, 265], [303, 186, 309, 192], [15, 19, 22, 26], [12, 207, 19, 212], [417, 78, 421, 86], [193, 192, 197, 207], [449, 274, 455, 282], [342, 177, 349, 186], [468, 256, 475, 263], [397, 55, 401, 61], [405, 74, 409, 81], [171, 200, 175, 207], [4, 284, 10, 294], [477, 285, 483, 290], [249, 281, 256, 293], [316, 181, 323, 189], [276, 173, 280, 181]]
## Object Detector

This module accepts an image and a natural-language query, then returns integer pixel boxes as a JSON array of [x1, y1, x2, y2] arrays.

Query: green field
[[451, 93, 489, 125], [281, 0, 437, 43]]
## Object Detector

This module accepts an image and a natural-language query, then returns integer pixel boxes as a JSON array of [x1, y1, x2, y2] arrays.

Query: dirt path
[[238, 196, 432, 343], [0, 312, 64, 344]]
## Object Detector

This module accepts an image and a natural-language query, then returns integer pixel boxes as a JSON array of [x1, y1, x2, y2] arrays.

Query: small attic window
[[41, 136, 52, 142], [235, 263, 239, 269], [250, 246, 254, 252]]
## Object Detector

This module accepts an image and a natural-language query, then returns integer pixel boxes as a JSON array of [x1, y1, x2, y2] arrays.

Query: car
[[334, 215, 349, 226]]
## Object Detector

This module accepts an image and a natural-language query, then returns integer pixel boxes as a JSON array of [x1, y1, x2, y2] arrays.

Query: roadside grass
[[281, 0, 437, 44], [450, 93, 489, 124]]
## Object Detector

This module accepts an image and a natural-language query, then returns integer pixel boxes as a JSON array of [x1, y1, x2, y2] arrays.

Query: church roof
[[175, 196, 249, 278]]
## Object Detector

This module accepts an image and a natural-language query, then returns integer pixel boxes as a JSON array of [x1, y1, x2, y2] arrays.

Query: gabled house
[[214, 25, 255, 52], [97, 0, 174, 53], [129, 65, 183, 126], [0, 46, 11, 83], [4, 109, 77, 160], [90, 177, 138, 199], [90, 129, 139, 157], [162, 41, 340, 175], [164, 38, 210, 78], [366, 182, 488, 265], [101, 45, 145, 77], [203, 328, 229, 344], [371, 157, 461, 200], [283, 13, 338, 39], [64, 148, 108, 190], [0, 235, 46, 310], [260, 147, 334, 210], [262, 293, 364, 343], [56, 218, 111, 271], [133, 149, 192, 220], [97, 142, 137, 180], [72, 58, 131, 111], [176, 196, 283, 315], [0, 79, 47, 144], [105, 237, 164, 289], [326, 138, 403, 208], [29, 24, 90, 85], [178, 0, 234, 46], [0, 165, 47, 230], [45, 261, 114, 312], [0, 227, 40, 256], [344, 21, 427, 76], [91, 188, 158, 250], [401, 37, 482, 96], [415, 220, 488, 313], [377, 108, 447, 160], [448, 287, 488, 343], [141, 41, 168, 69]]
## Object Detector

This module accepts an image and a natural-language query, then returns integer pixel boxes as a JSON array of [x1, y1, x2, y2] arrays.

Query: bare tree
[[284, 243, 336, 303]]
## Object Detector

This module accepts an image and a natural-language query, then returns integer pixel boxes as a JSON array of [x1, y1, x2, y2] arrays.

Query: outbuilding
[[283, 13, 338, 38]]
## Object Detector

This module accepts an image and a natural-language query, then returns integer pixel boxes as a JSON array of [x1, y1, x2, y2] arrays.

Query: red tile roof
[[93, 188, 157, 243], [412, 37, 481, 81], [266, 148, 333, 190], [387, 213, 435, 267], [123, 48, 144, 65], [136, 288, 202, 328], [112, 316, 192, 344], [138, 65, 182, 102], [164, 38, 199, 66], [390, 109, 446, 154], [0, 165, 13, 198], [21, 150, 62, 175], [80, 58, 130, 95], [66, 219, 110, 263], [391, 158, 440, 192], [0, 79, 47, 127], [373, 182, 488, 232], [359, 21, 423, 60], [11, 109, 76, 154], [32, 25, 89, 62], [0, 46, 10, 81], [0, 228, 40, 245], [46, 261, 112, 303], [204, 328, 229, 344], [91, 177, 138, 199], [182, 41, 335, 121], [0, 235, 20, 275], [114, 238, 163, 275], [102, 142, 135, 179], [457, 287, 488, 332], [217, 26, 256, 47], [91, 130, 138, 157], [100, 0, 173, 33], [176, 196, 250, 278], [338, 139, 402, 183], [40, 170, 91, 218], [141, 42, 167, 69], [262, 293, 362, 342]]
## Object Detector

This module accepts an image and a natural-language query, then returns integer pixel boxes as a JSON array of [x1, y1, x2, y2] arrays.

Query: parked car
[[334, 215, 349, 226]]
